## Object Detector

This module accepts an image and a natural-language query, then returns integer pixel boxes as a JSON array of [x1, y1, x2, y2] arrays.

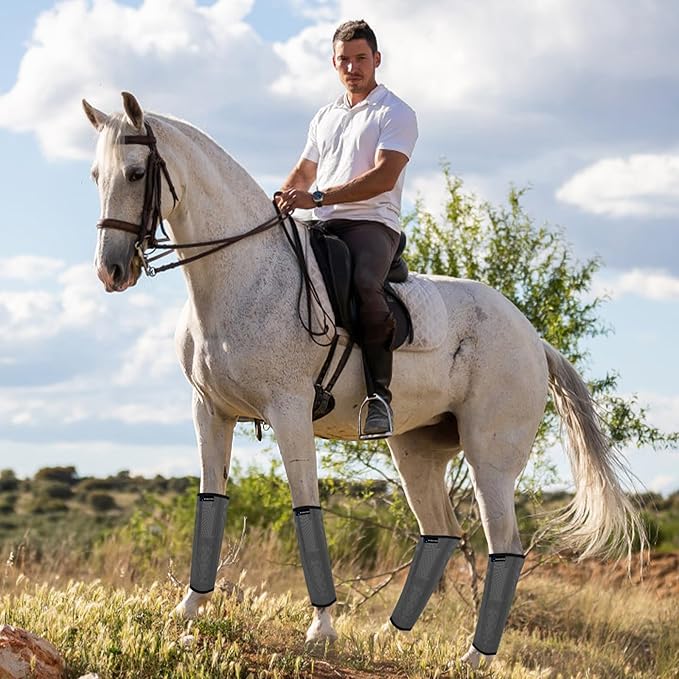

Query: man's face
[[332, 39, 381, 95]]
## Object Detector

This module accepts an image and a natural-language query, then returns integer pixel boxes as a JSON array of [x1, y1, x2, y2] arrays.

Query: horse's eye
[[126, 167, 145, 182], [91, 169, 99, 184]]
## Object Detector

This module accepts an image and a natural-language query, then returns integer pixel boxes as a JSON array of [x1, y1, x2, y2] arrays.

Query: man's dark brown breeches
[[321, 219, 400, 345]]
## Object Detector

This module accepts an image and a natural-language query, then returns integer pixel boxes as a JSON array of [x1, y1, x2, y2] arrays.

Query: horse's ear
[[122, 91, 144, 130], [82, 99, 108, 131]]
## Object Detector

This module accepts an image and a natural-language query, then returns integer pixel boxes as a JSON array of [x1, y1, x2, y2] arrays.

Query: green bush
[[88, 492, 118, 512], [0, 494, 17, 515], [34, 466, 78, 486], [29, 498, 69, 514], [0, 470, 19, 492], [34, 481, 74, 500]]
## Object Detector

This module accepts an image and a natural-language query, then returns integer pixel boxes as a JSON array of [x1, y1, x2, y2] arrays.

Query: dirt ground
[[527, 550, 679, 597], [445, 550, 679, 598]]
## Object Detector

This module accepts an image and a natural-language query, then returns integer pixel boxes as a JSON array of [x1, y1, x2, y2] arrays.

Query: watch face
[[312, 190, 324, 205]]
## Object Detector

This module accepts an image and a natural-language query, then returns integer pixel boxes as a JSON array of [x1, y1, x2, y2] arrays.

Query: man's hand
[[275, 188, 315, 215]]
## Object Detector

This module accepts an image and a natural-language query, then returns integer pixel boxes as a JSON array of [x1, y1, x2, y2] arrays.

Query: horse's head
[[83, 91, 156, 292]]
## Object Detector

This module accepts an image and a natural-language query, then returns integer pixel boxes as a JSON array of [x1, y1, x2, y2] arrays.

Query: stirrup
[[358, 393, 394, 440]]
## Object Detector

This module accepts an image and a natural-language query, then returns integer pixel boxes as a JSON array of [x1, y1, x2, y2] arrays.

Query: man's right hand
[[276, 188, 315, 215]]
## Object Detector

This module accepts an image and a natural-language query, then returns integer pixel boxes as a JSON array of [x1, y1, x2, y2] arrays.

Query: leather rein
[[96, 122, 285, 277]]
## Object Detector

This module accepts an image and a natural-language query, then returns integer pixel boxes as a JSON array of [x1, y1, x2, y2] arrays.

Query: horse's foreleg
[[267, 401, 338, 647], [173, 391, 236, 620]]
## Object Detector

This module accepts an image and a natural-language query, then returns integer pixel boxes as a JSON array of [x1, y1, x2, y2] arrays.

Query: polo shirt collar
[[336, 83, 387, 110]]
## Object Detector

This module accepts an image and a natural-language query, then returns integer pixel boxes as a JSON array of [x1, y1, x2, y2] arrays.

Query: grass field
[[2, 530, 678, 678], [1, 470, 678, 678]]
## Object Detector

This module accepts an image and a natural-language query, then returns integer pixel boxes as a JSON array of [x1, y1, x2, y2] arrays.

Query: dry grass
[[1, 539, 677, 679]]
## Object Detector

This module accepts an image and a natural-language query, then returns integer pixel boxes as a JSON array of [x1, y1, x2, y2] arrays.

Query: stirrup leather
[[358, 393, 394, 440]]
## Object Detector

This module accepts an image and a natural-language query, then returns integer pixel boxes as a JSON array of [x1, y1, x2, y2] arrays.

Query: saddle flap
[[308, 225, 355, 334]]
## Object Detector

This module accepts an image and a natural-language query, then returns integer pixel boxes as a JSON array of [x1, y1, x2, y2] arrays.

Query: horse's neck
[[154, 116, 297, 319]]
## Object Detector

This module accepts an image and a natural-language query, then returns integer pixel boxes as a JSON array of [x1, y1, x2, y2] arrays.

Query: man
[[277, 19, 418, 438]]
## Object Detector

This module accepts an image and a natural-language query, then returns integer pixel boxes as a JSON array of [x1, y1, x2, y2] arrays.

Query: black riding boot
[[360, 341, 394, 439]]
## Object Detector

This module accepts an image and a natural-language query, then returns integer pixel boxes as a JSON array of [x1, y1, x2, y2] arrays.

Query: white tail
[[542, 341, 647, 561]]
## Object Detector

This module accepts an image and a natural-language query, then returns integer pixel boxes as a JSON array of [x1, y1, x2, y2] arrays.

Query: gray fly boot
[[390, 535, 460, 630], [472, 553, 525, 655], [189, 493, 229, 594], [359, 341, 394, 439], [293, 506, 337, 608]]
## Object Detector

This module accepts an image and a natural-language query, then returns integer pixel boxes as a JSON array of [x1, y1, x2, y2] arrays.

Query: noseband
[[96, 121, 285, 276]]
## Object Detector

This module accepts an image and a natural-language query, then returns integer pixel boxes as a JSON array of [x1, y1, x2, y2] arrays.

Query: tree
[[34, 466, 79, 486], [403, 169, 678, 453]]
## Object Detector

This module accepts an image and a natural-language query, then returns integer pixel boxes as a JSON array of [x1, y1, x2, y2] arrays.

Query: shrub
[[88, 493, 118, 512], [0, 470, 19, 492], [34, 481, 74, 500], [34, 466, 79, 486]]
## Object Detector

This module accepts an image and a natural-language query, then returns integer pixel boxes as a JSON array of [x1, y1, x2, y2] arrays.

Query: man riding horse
[[276, 19, 418, 439]]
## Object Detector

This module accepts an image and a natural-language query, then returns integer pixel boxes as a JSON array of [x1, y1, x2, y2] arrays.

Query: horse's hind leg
[[173, 391, 236, 620], [458, 424, 535, 670], [386, 419, 463, 632]]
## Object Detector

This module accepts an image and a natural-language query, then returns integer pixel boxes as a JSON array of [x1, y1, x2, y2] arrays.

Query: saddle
[[308, 222, 414, 349]]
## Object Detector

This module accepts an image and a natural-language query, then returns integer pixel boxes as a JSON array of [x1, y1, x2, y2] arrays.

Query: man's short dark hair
[[333, 20, 378, 54]]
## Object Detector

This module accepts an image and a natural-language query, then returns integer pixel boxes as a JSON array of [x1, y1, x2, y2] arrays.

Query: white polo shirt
[[301, 84, 418, 232]]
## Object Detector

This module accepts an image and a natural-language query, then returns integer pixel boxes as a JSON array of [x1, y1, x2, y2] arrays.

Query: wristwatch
[[311, 190, 325, 207]]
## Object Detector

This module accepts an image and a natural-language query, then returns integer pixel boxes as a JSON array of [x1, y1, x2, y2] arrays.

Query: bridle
[[96, 121, 285, 276]]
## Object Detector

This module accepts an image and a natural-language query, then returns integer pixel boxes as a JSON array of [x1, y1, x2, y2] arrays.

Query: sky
[[0, 0, 678, 495]]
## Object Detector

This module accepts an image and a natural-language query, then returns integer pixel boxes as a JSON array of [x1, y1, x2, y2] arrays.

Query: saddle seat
[[308, 223, 413, 349]]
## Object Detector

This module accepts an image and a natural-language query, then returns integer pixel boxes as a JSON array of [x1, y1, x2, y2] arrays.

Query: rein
[[98, 119, 346, 418], [97, 121, 285, 276]]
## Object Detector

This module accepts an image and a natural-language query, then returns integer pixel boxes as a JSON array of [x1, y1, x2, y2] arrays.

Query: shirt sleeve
[[300, 112, 320, 163], [377, 104, 418, 159]]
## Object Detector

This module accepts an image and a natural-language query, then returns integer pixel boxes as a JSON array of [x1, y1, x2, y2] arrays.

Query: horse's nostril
[[111, 264, 124, 284]]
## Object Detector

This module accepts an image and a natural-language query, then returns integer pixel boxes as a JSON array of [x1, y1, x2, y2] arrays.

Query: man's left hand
[[276, 188, 315, 214]]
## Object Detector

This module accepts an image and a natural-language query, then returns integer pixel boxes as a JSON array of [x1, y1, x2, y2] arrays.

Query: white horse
[[82, 92, 643, 670]]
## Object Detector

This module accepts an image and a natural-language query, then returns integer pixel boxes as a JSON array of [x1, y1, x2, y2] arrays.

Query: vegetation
[[0, 465, 677, 677]]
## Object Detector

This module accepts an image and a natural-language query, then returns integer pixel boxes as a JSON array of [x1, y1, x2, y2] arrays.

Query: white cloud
[[594, 268, 679, 301], [648, 474, 678, 495], [0, 256, 190, 430], [404, 170, 497, 217], [0, 0, 283, 160], [274, 1, 679, 115], [116, 306, 182, 386], [5, 0, 679, 163], [635, 391, 679, 435], [0, 373, 191, 429], [0, 262, 108, 342], [272, 22, 338, 103], [556, 153, 679, 218], [0, 256, 65, 281]]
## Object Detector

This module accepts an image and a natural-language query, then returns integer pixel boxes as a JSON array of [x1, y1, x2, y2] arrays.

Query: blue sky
[[0, 0, 678, 494]]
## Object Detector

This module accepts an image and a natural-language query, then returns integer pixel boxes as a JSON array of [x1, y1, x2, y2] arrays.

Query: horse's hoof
[[170, 602, 189, 620], [373, 620, 398, 645], [461, 645, 493, 670], [304, 617, 338, 657], [305, 609, 338, 647], [171, 590, 210, 620]]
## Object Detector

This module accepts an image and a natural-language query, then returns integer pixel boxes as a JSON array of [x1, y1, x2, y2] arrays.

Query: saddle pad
[[391, 274, 447, 352]]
